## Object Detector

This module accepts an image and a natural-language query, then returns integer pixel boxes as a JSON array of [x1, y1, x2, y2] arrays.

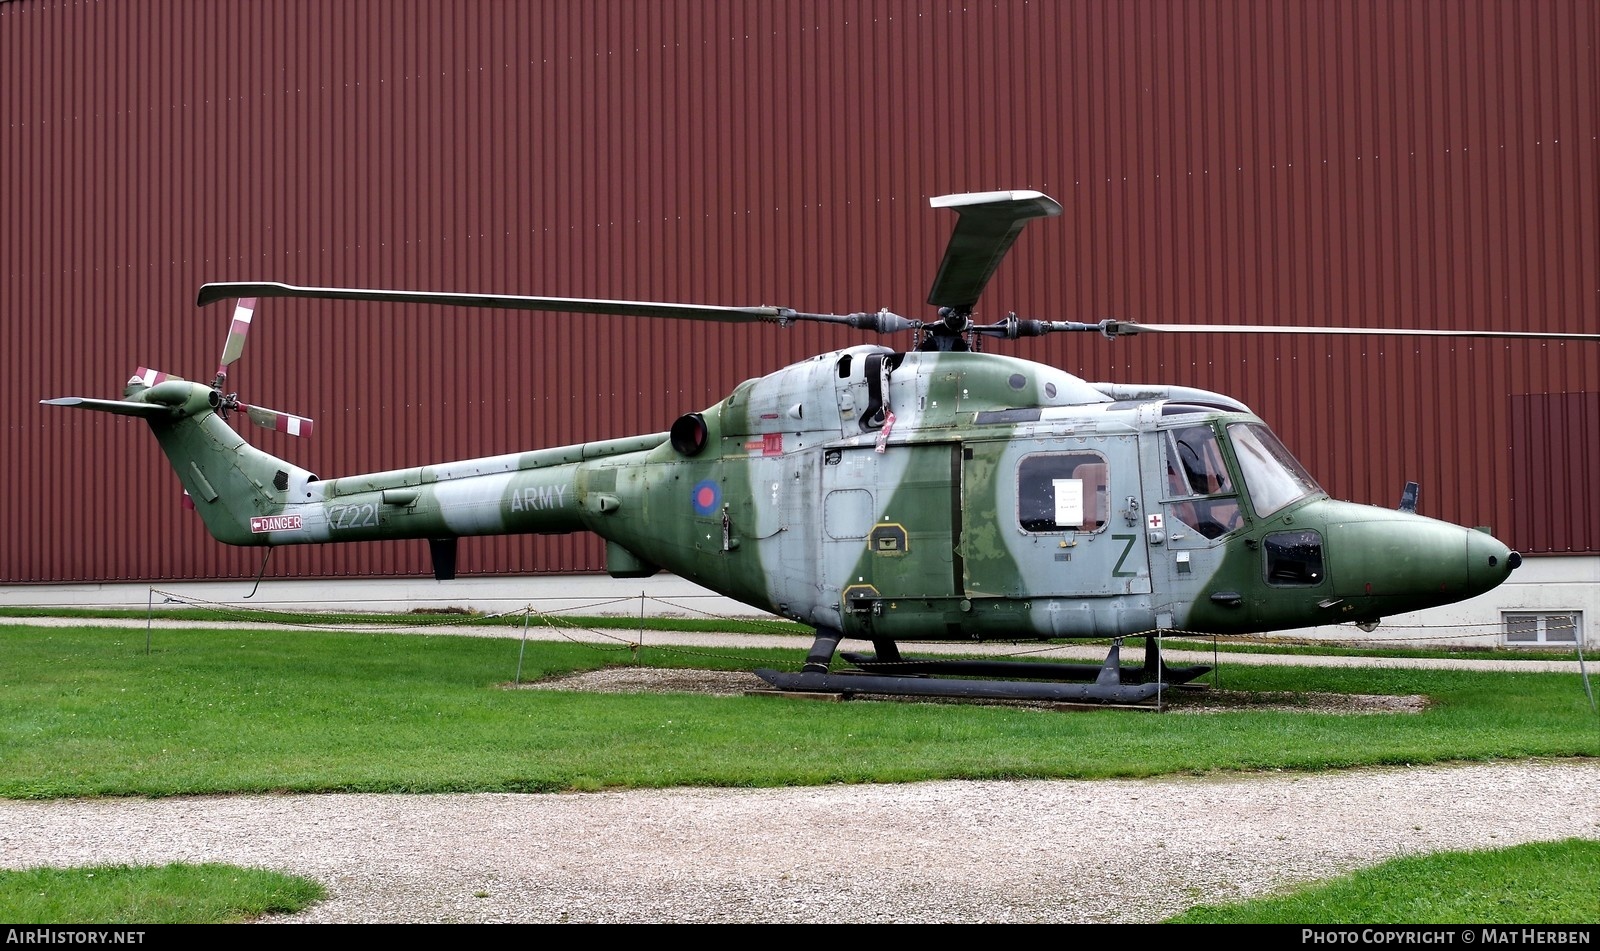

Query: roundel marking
[[692, 480, 721, 516]]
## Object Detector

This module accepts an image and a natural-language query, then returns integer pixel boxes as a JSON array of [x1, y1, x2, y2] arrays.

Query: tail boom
[[45, 377, 668, 550]]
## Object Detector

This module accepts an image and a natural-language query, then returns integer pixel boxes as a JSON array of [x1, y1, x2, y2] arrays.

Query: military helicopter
[[44, 190, 1595, 705]]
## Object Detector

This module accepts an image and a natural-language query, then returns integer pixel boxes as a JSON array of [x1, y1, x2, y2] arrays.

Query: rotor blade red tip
[[243, 403, 314, 437], [131, 366, 172, 386]]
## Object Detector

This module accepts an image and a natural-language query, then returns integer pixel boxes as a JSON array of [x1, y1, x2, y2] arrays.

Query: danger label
[[250, 515, 303, 533]]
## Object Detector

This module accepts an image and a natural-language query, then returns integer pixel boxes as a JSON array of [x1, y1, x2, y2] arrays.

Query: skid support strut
[[757, 634, 1209, 705]]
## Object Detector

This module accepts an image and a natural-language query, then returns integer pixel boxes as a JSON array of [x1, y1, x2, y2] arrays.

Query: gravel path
[[3, 761, 1597, 923]]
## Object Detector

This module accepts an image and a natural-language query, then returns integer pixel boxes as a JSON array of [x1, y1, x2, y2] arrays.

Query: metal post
[[1577, 638, 1594, 712], [515, 607, 531, 684]]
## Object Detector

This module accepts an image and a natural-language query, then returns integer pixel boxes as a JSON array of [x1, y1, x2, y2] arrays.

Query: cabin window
[[1264, 530, 1324, 586], [1017, 452, 1108, 533]]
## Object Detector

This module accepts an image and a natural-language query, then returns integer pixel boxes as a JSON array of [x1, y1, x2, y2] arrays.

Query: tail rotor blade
[[131, 366, 183, 386], [217, 297, 257, 372], [242, 403, 314, 437]]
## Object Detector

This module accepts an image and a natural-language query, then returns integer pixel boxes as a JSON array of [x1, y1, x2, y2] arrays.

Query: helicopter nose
[[1324, 503, 1520, 608], [1465, 528, 1520, 593]]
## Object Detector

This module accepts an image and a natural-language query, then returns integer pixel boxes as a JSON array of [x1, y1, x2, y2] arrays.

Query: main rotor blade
[[1100, 322, 1600, 341], [200, 282, 788, 322], [973, 316, 1600, 342], [197, 282, 920, 334], [925, 190, 1063, 314]]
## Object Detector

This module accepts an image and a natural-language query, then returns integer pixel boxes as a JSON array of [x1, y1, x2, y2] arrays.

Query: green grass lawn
[[1, 621, 1595, 923], [0, 864, 325, 925], [2, 623, 1594, 797], [1167, 838, 1600, 924]]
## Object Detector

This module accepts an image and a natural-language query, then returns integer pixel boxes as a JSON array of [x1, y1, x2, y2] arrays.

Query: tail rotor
[[205, 297, 315, 438], [120, 297, 314, 438]]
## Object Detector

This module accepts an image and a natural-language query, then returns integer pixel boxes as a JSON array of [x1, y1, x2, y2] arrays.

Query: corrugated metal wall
[[4, 0, 1596, 584]]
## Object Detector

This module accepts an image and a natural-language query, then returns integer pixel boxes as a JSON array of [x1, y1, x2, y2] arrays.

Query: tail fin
[[43, 376, 316, 546]]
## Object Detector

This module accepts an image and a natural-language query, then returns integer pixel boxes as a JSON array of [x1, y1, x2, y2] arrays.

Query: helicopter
[[44, 189, 1594, 706]]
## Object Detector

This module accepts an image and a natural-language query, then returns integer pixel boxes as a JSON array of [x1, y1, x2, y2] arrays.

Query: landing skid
[[755, 634, 1210, 707], [835, 655, 1212, 685]]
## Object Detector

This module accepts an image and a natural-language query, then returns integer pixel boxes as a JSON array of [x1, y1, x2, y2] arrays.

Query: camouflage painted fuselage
[[124, 345, 1518, 642]]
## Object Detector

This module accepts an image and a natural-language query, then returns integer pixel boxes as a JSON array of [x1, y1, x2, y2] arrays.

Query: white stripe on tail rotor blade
[[233, 298, 256, 331], [133, 366, 169, 386], [245, 404, 314, 437], [217, 297, 257, 370]]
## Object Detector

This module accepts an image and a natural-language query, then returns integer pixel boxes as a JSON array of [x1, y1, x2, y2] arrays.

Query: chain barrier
[[145, 588, 819, 672], [139, 587, 1588, 684]]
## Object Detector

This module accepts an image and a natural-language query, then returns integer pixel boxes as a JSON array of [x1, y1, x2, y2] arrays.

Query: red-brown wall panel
[[3, 0, 1596, 584]]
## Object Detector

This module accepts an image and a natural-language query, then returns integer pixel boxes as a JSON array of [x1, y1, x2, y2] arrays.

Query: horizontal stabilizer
[[40, 396, 172, 419]]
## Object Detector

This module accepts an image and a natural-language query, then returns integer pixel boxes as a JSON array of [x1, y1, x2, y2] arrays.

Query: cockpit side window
[[1170, 425, 1232, 496], [1163, 425, 1242, 539], [1264, 529, 1325, 586], [1017, 452, 1108, 534]]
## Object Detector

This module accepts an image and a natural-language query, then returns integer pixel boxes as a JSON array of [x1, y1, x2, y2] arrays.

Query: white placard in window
[[1053, 478, 1084, 527]]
